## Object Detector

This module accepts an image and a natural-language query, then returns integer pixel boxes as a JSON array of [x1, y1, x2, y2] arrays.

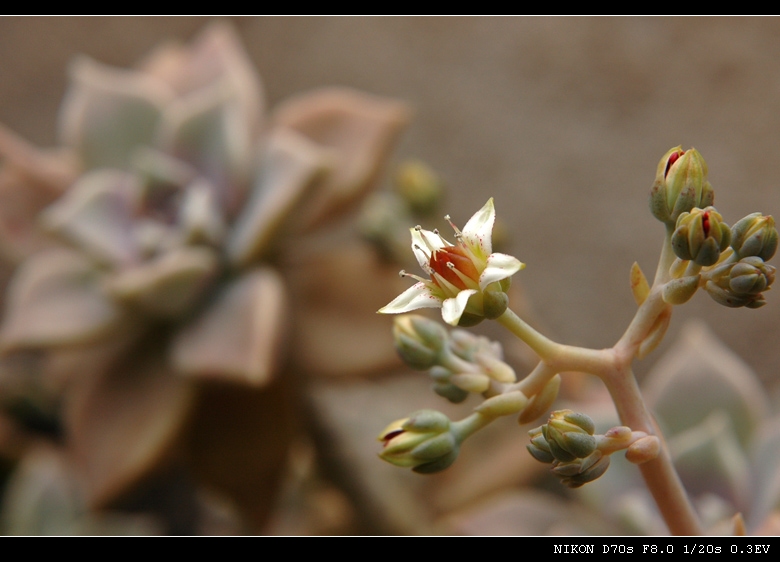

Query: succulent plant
[[0, 22, 409, 533]]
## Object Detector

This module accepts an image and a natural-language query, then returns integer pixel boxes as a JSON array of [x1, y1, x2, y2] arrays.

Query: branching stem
[[495, 228, 703, 535]]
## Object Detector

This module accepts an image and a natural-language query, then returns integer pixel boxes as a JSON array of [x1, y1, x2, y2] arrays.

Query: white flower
[[378, 198, 524, 326]]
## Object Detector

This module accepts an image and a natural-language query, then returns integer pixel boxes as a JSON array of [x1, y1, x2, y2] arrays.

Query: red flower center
[[429, 245, 480, 290]]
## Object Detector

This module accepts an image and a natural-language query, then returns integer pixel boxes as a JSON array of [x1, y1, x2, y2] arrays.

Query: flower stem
[[601, 365, 702, 535], [451, 411, 493, 442], [496, 227, 703, 534], [495, 307, 561, 361]]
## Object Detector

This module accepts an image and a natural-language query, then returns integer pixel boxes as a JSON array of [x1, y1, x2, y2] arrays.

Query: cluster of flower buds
[[392, 314, 516, 403], [701, 213, 778, 309], [377, 409, 460, 473], [528, 410, 609, 488], [651, 147, 778, 309], [528, 410, 662, 488]]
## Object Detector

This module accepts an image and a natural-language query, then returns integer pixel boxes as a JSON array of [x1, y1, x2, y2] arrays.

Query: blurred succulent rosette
[[0, 22, 409, 533]]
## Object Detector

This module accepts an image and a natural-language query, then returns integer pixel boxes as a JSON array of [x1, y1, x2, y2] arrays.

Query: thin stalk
[[497, 308, 612, 377], [602, 364, 702, 535], [451, 411, 493, 442]]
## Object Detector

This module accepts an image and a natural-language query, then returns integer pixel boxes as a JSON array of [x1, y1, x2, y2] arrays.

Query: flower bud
[[449, 373, 491, 393], [449, 330, 502, 363], [378, 410, 458, 472], [560, 454, 610, 488], [650, 147, 713, 224], [704, 256, 775, 309], [552, 410, 596, 435], [473, 351, 516, 383], [394, 159, 444, 215], [551, 450, 604, 477], [728, 256, 776, 295], [672, 207, 731, 266], [429, 366, 470, 403], [432, 382, 469, 404], [542, 410, 597, 462], [704, 280, 757, 308], [730, 213, 778, 261], [527, 426, 555, 464], [392, 314, 448, 370], [704, 281, 766, 308]]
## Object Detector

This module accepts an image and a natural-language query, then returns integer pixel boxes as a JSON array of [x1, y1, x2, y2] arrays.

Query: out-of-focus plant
[[377, 147, 780, 535], [0, 22, 411, 534]]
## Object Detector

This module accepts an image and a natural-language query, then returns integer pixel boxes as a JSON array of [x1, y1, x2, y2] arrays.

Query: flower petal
[[462, 198, 495, 259], [479, 253, 525, 290], [441, 289, 478, 326], [378, 282, 442, 315], [410, 227, 446, 270]]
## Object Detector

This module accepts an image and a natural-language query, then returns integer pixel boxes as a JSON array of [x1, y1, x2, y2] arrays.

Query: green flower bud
[[429, 365, 453, 383], [410, 431, 457, 461], [560, 454, 610, 488], [731, 213, 778, 261], [394, 160, 444, 216], [672, 207, 731, 266], [728, 256, 776, 295], [746, 295, 768, 309], [704, 256, 775, 308], [551, 450, 604, 477], [432, 382, 469, 404], [392, 314, 448, 370], [413, 449, 459, 474], [473, 351, 516, 383], [377, 410, 456, 471], [541, 410, 597, 462], [554, 410, 596, 435], [650, 147, 713, 224], [704, 280, 756, 308], [403, 409, 451, 433], [449, 373, 491, 393], [449, 330, 502, 363], [430, 366, 471, 403], [527, 426, 555, 464]]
